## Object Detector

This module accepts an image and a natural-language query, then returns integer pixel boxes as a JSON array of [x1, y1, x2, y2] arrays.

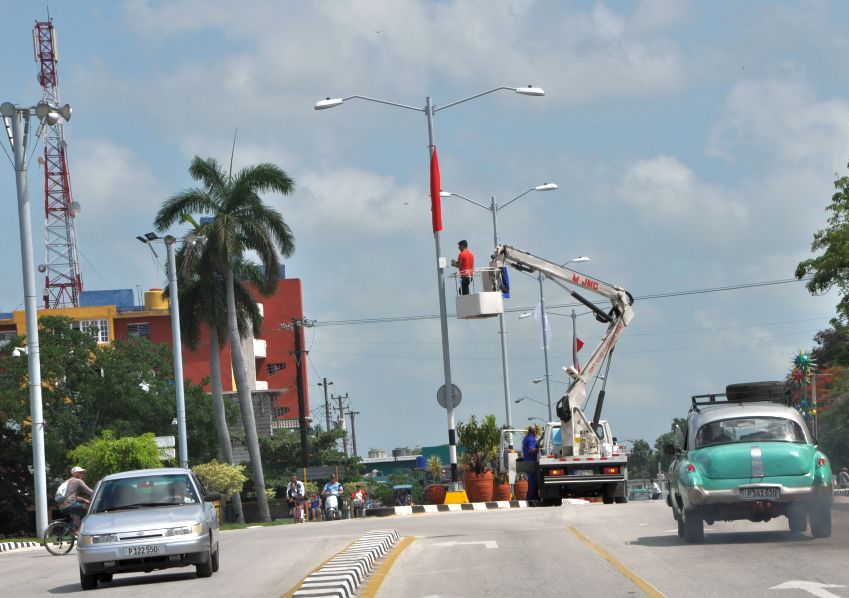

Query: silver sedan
[[76, 468, 221, 590]]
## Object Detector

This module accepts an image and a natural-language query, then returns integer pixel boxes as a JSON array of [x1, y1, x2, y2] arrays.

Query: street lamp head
[[564, 256, 590, 266], [144, 232, 159, 241], [0, 102, 15, 118], [518, 312, 533, 319], [314, 97, 344, 110], [534, 183, 558, 191], [440, 191, 453, 197], [532, 377, 545, 384], [515, 86, 545, 97]]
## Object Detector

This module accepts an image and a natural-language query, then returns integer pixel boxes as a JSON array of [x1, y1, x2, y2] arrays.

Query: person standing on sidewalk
[[522, 425, 539, 502]]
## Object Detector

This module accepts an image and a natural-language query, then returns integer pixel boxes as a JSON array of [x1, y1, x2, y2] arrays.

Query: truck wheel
[[683, 510, 704, 543], [725, 381, 787, 403], [810, 506, 832, 538]]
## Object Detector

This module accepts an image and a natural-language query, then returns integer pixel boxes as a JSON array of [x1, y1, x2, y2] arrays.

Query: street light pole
[[537, 272, 553, 421], [315, 85, 545, 485], [164, 236, 189, 468], [442, 184, 557, 437], [3, 103, 50, 535]]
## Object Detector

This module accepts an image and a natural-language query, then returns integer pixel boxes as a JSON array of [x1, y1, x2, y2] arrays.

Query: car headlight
[[79, 533, 118, 545], [165, 523, 204, 537]]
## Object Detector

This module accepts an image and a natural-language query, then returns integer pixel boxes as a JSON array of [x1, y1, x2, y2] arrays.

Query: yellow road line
[[359, 536, 416, 598], [568, 527, 665, 598], [280, 539, 356, 598]]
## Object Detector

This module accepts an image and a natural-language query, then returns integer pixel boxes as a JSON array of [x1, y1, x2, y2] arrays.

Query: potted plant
[[492, 470, 511, 501], [424, 455, 446, 504], [513, 473, 529, 500], [457, 414, 499, 502]]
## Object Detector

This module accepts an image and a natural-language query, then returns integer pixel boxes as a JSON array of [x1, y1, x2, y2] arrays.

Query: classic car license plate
[[124, 544, 160, 557], [740, 487, 779, 500], [574, 469, 594, 477]]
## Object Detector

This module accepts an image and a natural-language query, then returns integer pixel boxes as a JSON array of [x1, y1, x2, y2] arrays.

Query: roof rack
[[690, 381, 791, 413]]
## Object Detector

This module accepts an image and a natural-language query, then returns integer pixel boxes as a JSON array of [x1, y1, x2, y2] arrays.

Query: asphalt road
[[3, 499, 848, 597]]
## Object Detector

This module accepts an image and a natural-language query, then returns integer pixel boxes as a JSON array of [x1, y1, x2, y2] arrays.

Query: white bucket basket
[[454, 268, 504, 319]]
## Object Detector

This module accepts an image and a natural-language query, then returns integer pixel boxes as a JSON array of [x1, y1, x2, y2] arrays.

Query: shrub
[[68, 431, 162, 485], [192, 460, 247, 500]]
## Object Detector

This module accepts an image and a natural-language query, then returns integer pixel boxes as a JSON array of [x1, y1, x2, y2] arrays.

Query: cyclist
[[286, 475, 306, 523], [58, 466, 93, 532]]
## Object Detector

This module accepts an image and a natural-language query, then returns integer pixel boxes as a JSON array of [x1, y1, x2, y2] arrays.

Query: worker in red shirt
[[451, 239, 475, 295]]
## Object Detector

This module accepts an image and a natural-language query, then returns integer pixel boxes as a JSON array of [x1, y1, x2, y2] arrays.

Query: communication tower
[[34, 18, 83, 308]]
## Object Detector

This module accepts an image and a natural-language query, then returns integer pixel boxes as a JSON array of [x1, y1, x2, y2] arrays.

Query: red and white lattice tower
[[34, 19, 83, 308]]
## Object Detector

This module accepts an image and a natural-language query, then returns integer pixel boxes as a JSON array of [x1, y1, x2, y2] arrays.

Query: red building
[[0, 276, 309, 432]]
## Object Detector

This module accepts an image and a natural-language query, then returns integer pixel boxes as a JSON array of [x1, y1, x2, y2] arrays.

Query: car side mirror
[[204, 491, 222, 502], [663, 441, 679, 456]]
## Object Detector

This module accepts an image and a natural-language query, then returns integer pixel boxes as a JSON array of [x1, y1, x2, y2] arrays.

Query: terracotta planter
[[513, 478, 528, 500], [492, 482, 511, 501], [425, 484, 447, 505], [464, 471, 493, 503]]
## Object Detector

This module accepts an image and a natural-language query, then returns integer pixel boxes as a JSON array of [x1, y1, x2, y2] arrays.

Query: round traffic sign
[[437, 384, 462, 409]]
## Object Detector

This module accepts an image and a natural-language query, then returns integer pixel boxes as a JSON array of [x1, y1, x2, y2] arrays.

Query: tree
[[796, 164, 849, 322], [154, 156, 296, 522], [168, 231, 273, 524], [68, 431, 163, 485], [626, 439, 653, 480], [0, 316, 222, 487], [650, 417, 688, 477], [259, 428, 360, 492]]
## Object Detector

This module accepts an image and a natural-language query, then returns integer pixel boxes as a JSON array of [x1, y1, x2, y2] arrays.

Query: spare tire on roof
[[725, 381, 788, 403]]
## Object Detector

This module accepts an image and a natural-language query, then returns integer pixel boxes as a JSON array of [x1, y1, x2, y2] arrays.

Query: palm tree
[[167, 236, 274, 524], [155, 156, 295, 522]]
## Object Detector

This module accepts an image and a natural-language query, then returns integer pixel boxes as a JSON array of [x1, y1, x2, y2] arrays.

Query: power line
[[312, 276, 812, 328]]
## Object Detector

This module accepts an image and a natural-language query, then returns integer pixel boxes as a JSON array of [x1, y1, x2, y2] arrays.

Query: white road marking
[[431, 540, 498, 549], [771, 580, 848, 597]]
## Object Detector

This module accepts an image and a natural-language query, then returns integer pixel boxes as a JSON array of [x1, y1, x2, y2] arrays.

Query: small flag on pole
[[573, 337, 584, 372], [430, 147, 442, 232]]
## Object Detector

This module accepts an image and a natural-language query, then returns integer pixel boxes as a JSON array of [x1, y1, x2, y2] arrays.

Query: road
[[3, 499, 848, 596]]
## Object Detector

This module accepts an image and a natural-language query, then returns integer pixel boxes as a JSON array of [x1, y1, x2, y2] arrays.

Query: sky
[[1, 0, 848, 459]]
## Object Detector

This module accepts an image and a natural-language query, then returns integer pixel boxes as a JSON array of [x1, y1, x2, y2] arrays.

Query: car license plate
[[124, 544, 160, 557], [740, 487, 779, 500], [574, 469, 594, 477]]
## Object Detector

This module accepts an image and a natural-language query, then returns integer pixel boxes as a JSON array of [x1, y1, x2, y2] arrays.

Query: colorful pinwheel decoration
[[789, 350, 816, 423]]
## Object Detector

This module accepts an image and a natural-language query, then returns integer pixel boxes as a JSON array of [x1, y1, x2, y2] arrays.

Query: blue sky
[[1, 1, 848, 457]]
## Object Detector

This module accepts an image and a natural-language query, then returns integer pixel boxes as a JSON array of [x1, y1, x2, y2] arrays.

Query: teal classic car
[[665, 381, 833, 543]]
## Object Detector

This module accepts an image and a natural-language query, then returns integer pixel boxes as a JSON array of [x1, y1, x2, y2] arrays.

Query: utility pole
[[318, 378, 333, 432], [347, 410, 360, 458], [334, 393, 349, 456], [291, 320, 309, 469]]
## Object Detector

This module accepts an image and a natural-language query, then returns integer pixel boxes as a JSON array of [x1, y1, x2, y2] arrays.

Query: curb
[[292, 529, 398, 598], [0, 541, 40, 553], [365, 500, 529, 517]]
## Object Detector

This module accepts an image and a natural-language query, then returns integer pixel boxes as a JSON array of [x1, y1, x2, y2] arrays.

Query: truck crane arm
[[489, 245, 635, 424]]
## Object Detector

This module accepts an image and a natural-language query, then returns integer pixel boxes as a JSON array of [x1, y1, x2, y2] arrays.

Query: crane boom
[[490, 244, 634, 443]]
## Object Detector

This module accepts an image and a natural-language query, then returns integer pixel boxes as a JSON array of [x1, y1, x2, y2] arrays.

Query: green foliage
[[796, 166, 849, 322], [0, 317, 224, 489], [650, 418, 687, 476], [0, 425, 35, 535], [456, 414, 499, 475], [426, 455, 444, 482], [258, 428, 360, 480], [68, 431, 162, 485], [192, 460, 247, 500], [626, 439, 653, 480]]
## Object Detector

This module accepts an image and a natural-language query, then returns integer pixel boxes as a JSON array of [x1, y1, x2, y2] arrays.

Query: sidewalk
[[366, 500, 530, 516]]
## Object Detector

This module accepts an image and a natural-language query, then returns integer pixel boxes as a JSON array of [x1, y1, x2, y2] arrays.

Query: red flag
[[573, 337, 584, 372], [430, 147, 442, 232]]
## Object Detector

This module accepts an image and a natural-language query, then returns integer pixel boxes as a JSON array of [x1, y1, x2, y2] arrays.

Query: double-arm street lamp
[[315, 85, 545, 484], [1, 99, 72, 536], [519, 256, 589, 421], [441, 183, 558, 439]]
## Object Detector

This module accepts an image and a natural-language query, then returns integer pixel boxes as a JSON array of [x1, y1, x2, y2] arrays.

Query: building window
[[0, 331, 15, 347], [127, 322, 150, 340], [267, 362, 285, 376], [72, 319, 110, 343]]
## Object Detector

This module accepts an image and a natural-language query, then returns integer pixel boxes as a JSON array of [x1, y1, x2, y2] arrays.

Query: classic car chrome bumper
[[686, 483, 833, 506]]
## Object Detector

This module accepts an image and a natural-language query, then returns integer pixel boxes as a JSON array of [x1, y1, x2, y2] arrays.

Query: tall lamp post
[[136, 231, 193, 468], [441, 184, 558, 437], [520, 256, 589, 421], [2, 99, 71, 536], [315, 85, 545, 484]]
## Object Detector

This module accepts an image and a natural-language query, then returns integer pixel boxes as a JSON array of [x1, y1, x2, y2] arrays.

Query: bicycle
[[43, 516, 76, 556]]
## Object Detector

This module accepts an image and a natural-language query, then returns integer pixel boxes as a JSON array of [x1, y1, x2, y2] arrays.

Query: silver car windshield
[[695, 417, 805, 449], [91, 474, 199, 513]]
